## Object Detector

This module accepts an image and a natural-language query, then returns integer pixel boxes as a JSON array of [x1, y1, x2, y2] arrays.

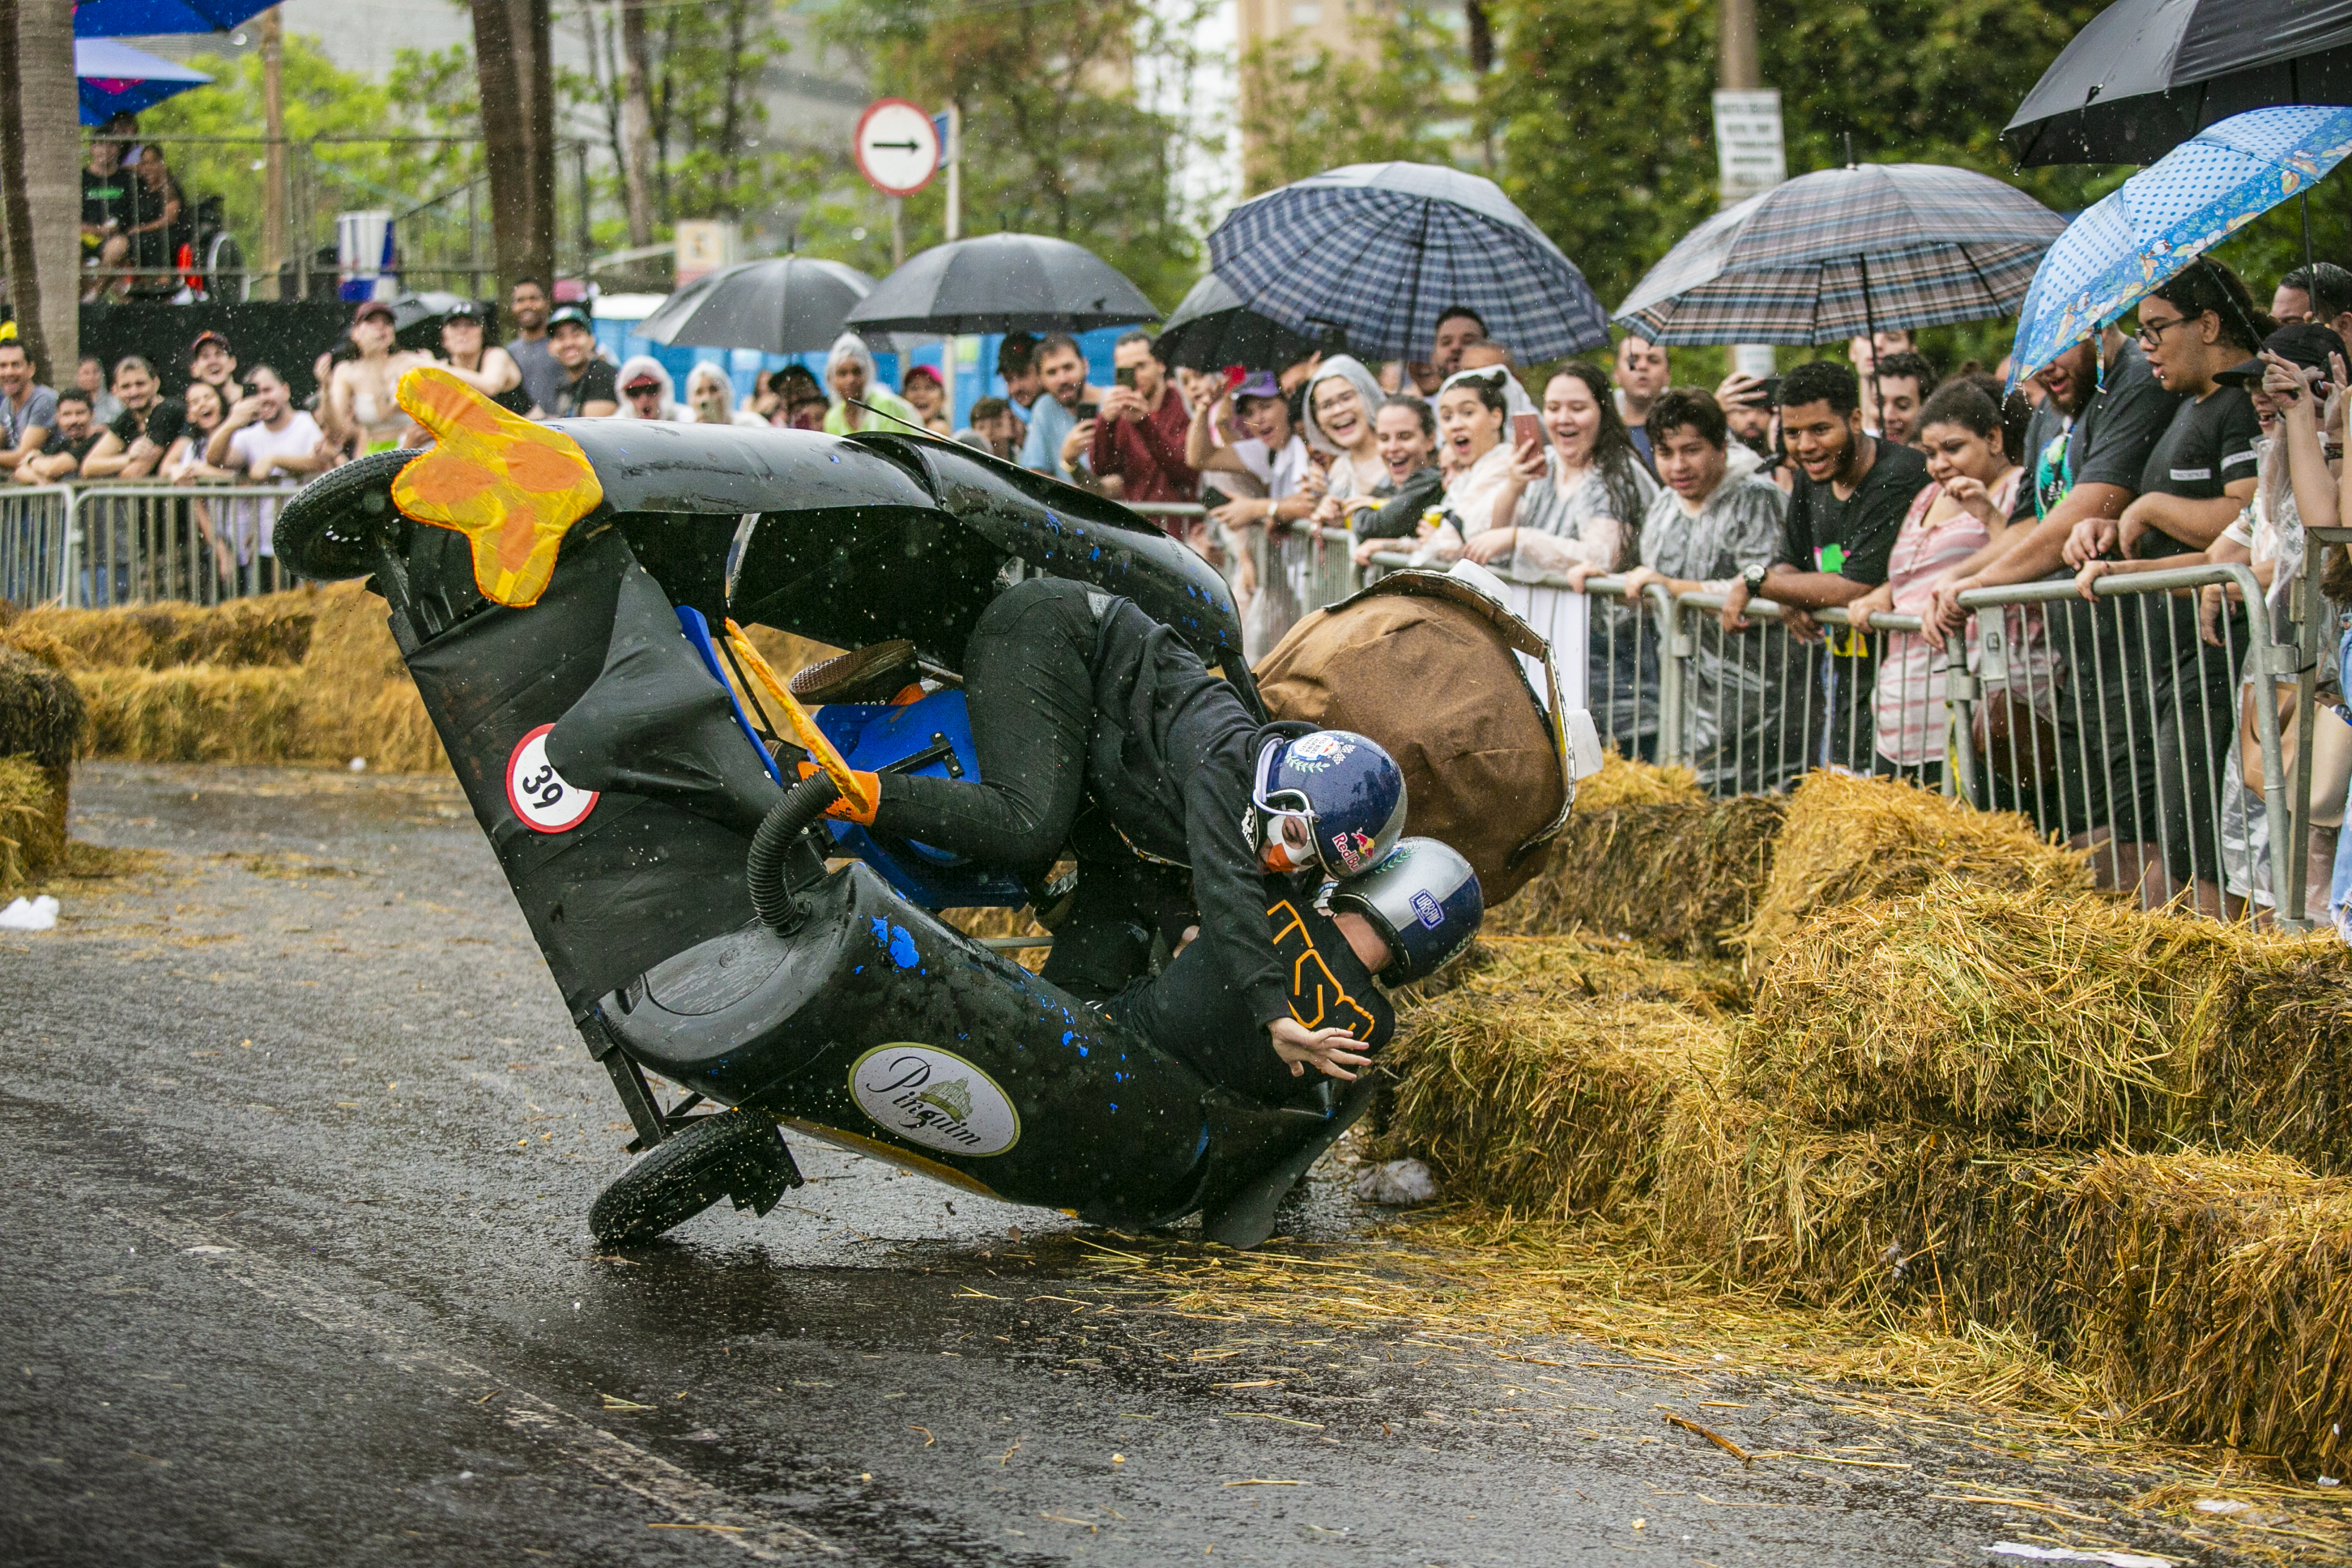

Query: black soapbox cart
[[275, 404, 1370, 1250]]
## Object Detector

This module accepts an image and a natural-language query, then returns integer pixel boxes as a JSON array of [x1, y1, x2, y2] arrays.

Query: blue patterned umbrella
[[1207, 162, 1610, 363], [1613, 163, 2068, 346], [2009, 105, 2352, 387]]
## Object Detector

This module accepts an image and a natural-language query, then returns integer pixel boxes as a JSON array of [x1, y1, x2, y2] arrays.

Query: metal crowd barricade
[[1951, 562, 2298, 924], [1, 484, 74, 606], [66, 483, 301, 608], [1664, 594, 1929, 798]]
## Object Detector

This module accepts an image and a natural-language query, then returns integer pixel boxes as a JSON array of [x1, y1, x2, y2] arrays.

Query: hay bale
[[1572, 749, 1702, 813], [295, 582, 445, 773], [1740, 772, 2093, 972], [2068, 1150, 2352, 1467], [0, 756, 65, 894], [11, 598, 312, 669], [1652, 1090, 2088, 1341], [1739, 886, 2243, 1146], [1376, 936, 1737, 1217], [0, 645, 84, 852], [0, 619, 84, 671], [2192, 940, 2352, 1175], [0, 644, 86, 772], [1484, 795, 1784, 955], [77, 665, 309, 764]]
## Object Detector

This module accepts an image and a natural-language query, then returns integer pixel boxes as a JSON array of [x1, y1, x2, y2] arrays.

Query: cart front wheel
[[588, 1111, 799, 1245]]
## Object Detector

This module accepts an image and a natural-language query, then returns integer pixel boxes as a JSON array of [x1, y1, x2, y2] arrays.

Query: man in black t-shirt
[[545, 306, 618, 418], [1724, 359, 1930, 772], [17, 392, 103, 482]]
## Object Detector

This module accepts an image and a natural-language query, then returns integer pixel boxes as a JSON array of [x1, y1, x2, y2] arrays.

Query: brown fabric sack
[[1254, 584, 1567, 902]]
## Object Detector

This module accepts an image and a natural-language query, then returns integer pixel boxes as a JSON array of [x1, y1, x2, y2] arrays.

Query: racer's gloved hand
[[796, 760, 881, 826]]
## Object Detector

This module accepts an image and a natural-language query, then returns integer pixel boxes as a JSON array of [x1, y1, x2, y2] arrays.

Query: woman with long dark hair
[[2067, 257, 2275, 913], [1468, 360, 1656, 574]]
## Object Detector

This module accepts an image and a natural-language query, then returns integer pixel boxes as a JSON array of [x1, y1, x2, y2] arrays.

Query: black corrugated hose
[[746, 772, 841, 931]]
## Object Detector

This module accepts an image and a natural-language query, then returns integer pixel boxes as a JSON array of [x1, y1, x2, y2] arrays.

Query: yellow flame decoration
[[723, 618, 878, 819], [387, 365, 603, 608]]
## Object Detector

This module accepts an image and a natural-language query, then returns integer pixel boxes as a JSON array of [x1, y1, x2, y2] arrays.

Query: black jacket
[[1085, 596, 1305, 1029], [1351, 465, 1444, 542]]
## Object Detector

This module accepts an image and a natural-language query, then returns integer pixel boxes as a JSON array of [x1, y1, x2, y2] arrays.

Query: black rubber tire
[[587, 1111, 782, 1245]]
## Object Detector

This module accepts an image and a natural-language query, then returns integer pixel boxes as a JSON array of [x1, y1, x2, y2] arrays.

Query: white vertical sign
[[1714, 89, 1787, 378], [1712, 90, 1787, 203]]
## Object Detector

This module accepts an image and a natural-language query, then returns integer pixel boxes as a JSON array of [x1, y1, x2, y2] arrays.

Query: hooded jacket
[[819, 331, 922, 436], [615, 356, 690, 422]]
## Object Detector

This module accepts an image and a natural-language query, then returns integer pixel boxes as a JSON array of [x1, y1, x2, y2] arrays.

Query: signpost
[[1712, 87, 1787, 379], [856, 97, 941, 269], [853, 96, 968, 424]]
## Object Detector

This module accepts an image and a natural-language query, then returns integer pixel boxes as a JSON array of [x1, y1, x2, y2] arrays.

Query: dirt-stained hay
[[1485, 794, 1784, 954], [1740, 771, 2095, 972]]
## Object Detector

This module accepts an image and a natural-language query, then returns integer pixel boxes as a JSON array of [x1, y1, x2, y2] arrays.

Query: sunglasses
[[625, 385, 663, 399]]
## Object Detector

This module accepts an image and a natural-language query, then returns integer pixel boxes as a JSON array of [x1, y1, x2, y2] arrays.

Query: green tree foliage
[[815, 0, 1212, 310], [560, 0, 815, 227], [1487, 0, 2117, 318], [1238, 7, 1465, 194], [141, 37, 483, 277]]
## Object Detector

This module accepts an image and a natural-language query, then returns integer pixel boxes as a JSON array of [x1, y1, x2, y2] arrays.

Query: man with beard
[[1089, 330, 1197, 511], [1730, 359, 1931, 772], [1018, 333, 1107, 483], [505, 277, 562, 418], [1613, 333, 1671, 474]]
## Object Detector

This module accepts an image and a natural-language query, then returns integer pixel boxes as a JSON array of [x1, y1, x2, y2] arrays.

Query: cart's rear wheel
[[589, 1111, 798, 1245]]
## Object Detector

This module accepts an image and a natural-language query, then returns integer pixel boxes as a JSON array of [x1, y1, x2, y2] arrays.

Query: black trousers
[[873, 578, 1183, 1001]]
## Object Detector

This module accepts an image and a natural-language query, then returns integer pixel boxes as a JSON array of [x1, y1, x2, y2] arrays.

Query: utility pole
[[941, 101, 960, 423], [1714, 0, 1780, 379], [261, 6, 284, 299]]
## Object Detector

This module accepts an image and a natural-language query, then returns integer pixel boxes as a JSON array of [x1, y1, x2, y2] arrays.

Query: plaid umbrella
[[2009, 106, 2352, 386], [1614, 163, 2068, 346], [1207, 162, 1610, 363]]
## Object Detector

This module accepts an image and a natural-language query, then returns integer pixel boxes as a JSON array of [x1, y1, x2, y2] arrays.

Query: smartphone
[[1756, 375, 1782, 403], [1114, 365, 1138, 390], [1076, 402, 1099, 422], [1511, 412, 1544, 453]]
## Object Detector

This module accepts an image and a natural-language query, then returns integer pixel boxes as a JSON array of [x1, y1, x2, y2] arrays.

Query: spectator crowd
[[10, 233, 2350, 937]]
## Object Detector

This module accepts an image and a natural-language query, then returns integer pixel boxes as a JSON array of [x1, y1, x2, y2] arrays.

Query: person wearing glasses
[[794, 576, 1409, 1079]]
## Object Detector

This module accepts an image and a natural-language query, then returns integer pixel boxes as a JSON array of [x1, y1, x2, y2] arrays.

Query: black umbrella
[[843, 233, 1159, 336], [1151, 271, 1325, 371], [2005, 0, 2352, 166], [387, 290, 476, 350], [634, 255, 879, 354]]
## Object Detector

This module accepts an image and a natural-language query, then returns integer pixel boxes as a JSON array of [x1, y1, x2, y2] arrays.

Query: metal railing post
[[1943, 625, 1978, 807]]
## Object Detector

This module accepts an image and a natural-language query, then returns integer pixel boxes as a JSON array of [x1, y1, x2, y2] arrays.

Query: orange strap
[[724, 619, 878, 820]]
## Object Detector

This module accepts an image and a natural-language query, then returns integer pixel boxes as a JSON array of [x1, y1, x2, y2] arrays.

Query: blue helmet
[[1251, 729, 1406, 878], [1323, 837, 1483, 984]]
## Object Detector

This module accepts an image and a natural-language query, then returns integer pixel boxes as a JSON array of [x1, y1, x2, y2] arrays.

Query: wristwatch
[[1741, 562, 1769, 595]]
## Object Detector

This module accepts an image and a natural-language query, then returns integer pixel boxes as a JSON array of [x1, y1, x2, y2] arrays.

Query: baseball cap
[[2216, 321, 2348, 387], [352, 298, 396, 326], [1234, 369, 1282, 402], [441, 299, 486, 322], [547, 304, 594, 334], [186, 328, 233, 361]]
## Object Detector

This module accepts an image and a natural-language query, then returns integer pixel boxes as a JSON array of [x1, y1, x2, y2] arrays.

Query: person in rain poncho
[[615, 356, 691, 422], [821, 331, 922, 436], [683, 362, 769, 428], [1300, 354, 1389, 502]]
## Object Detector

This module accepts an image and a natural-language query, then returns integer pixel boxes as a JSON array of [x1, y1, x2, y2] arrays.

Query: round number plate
[[504, 723, 599, 834]]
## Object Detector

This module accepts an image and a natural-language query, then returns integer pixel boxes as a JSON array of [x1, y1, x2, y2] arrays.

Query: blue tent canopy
[[77, 37, 212, 125], [73, 0, 276, 36]]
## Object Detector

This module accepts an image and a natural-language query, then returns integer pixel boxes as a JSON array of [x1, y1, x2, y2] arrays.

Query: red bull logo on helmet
[[1332, 827, 1378, 872]]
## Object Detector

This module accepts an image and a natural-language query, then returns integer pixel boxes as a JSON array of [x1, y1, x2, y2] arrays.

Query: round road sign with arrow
[[855, 98, 940, 199]]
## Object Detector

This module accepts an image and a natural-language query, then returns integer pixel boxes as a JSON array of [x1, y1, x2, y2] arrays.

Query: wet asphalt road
[[2, 763, 2206, 1567]]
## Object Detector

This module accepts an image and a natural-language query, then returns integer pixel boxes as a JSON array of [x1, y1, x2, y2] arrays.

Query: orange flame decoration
[[387, 365, 603, 608], [722, 618, 879, 820]]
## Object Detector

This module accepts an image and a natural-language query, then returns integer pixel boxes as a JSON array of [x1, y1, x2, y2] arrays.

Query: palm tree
[[471, 0, 557, 294], [0, 0, 81, 384]]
